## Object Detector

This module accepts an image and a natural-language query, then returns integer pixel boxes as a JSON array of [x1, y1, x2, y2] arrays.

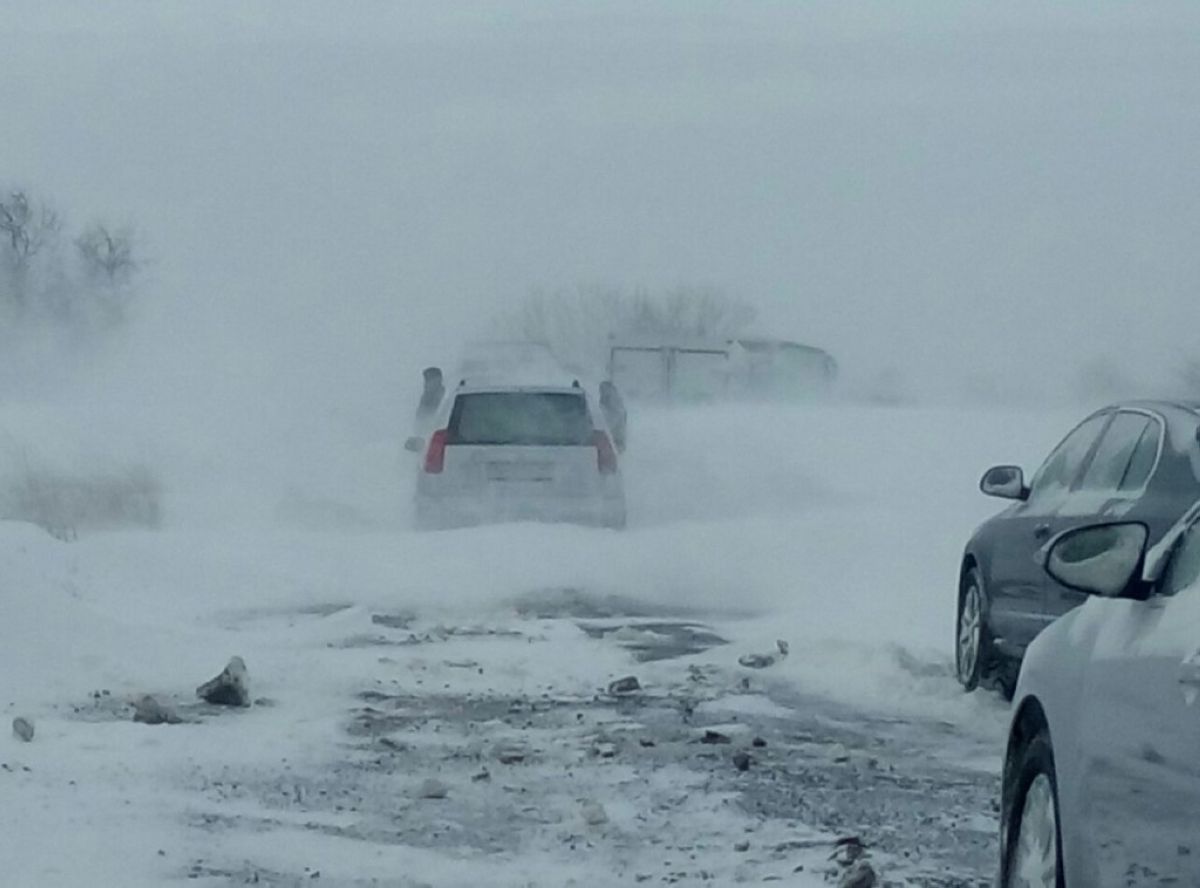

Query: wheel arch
[[1005, 696, 1051, 781], [1000, 695, 1054, 880], [959, 554, 979, 592], [958, 553, 985, 613]]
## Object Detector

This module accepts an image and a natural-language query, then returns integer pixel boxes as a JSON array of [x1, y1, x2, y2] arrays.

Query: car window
[[1028, 414, 1109, 503], [1119, 420, 1162, 492], [1079, 412, 1151, 492], [447, 392, 593, 446], [1163, 521, 1200, 597]]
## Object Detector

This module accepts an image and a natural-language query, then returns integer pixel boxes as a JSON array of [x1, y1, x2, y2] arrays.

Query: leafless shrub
[[76, 222, 138, 323], [505, 284, 757, 371], [2, 459, 162, 532], [0, 187, 142, 330], [0, 190, 62, 316]]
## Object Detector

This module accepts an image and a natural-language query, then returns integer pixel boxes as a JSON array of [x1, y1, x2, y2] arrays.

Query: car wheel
[[1003, 731, 1064, 888], [956, 567, 993, 691]]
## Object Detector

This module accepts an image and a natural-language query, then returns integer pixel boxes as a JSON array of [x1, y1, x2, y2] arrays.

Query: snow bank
[[3, 401, 1079, 718]]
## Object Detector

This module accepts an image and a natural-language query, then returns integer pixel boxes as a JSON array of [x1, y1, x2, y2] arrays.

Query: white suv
[[411, 381, 626, 530]]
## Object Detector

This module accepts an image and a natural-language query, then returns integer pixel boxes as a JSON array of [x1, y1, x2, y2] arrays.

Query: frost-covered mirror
[[980, 465, 1026, 500], [1045, 522, 1148, 598]]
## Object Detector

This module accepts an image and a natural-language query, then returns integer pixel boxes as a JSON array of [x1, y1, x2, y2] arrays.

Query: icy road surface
[[6, 589, 999, 886]]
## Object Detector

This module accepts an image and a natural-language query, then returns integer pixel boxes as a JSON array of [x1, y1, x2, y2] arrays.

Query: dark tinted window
[[1028, 414, 1109, 502], [447, 392, 593, 446], [1163, 522, 1200, 597], [1119, 421, 1161, 492], [1080, 412, 1150, 492]]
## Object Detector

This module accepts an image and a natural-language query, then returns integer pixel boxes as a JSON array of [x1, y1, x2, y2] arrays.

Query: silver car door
[[1076, 517, 1200, 886]]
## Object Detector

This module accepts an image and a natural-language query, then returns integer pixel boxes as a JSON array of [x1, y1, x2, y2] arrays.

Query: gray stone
[[197, 656, 250, 707], [580, 800, 608, 826], [737, 639, 790, 669], [133, 695, 182, 725], [495, 745, 526, 765], [417, 778, 448, 799], [607, 675, 641, 695], [12, 717, 34, 743], [832, 836, 867, 865], [838, 860, 877, 888]]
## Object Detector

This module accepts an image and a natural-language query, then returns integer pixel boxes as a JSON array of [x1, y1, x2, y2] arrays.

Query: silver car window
[[1118, 420, 1161, 492], [1079, 412, 1150, 493], [1028, 414, 1109, 503]]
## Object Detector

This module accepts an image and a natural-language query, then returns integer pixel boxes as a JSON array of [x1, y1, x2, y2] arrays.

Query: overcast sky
[[3, 1, 1199, 407]]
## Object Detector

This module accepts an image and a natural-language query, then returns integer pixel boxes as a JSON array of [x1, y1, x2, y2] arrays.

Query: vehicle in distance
[[999, 509, 1200, 886], [408, 381, 626, 530], [957, 401, 1200, 695], [608, 337, 836, 402]]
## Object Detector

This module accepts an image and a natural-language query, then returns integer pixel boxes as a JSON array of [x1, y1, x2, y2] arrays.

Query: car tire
[[956, 566, 994, 692], [1002, 731, 1065, 888]]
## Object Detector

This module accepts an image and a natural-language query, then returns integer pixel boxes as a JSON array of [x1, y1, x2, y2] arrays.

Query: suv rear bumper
[[414, 491, 626, 531]]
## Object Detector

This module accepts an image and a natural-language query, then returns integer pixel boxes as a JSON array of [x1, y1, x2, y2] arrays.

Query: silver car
[[999, 507, 1200, 886], [410, 381, 626, 530]]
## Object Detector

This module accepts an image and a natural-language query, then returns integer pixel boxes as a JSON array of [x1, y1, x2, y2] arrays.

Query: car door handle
[[1034, 523, 1052, 542]]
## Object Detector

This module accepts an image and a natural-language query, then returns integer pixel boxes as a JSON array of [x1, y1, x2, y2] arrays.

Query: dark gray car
[[957, 401, 1200, 695], [999, 511, 1200, 886]]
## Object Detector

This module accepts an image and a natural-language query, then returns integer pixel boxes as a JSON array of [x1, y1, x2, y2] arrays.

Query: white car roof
[[453, 382, 588, 396]]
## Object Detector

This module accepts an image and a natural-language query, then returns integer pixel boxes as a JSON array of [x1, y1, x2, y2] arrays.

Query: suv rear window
[[447, 392, 593, 446]]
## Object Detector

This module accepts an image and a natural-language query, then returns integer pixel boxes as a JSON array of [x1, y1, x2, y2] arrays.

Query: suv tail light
[[424, 429, 448, 473], [594, 430, 618, 475]]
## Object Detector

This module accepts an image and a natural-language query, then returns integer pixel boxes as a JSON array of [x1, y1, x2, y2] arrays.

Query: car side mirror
[[1043, 522, 1148, 598], [404, 436, 425, 454], [980, 465, 1027, 500]]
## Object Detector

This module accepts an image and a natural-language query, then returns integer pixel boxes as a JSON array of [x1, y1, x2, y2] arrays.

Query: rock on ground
[[132, 695, 182, 725], [607, 675, 641, 694], [417, 778, 449, 800], [737, 639, 790, 669], [12, 717, 34, 742], [197, 656, 251, 707], [580, 800, 609, 826], [838, 859, 878, 888]]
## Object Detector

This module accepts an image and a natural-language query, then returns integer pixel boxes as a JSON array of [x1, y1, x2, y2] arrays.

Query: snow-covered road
[[1, 402, 1082, 885], [3, 583, 998, 886]]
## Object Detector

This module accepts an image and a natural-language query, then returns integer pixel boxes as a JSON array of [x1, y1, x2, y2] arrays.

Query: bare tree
[[0, 190, 61, 310], [75, 222, 139, 322], [76, 222, 137, 286], [505, 284, 757, 372]]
